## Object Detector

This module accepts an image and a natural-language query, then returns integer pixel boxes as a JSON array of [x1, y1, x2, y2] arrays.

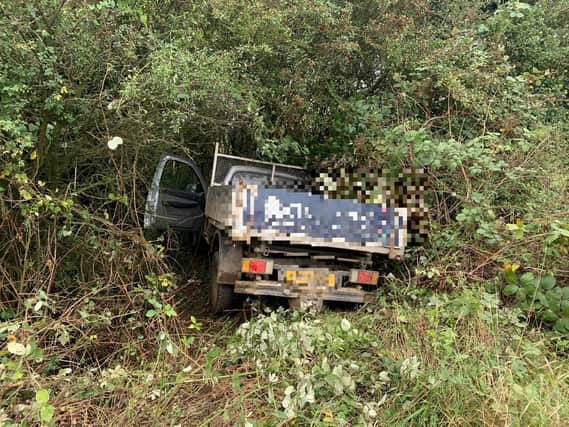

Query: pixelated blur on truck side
[[144, 144, 415, 312]]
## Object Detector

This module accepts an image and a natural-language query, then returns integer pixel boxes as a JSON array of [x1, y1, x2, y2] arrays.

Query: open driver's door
[[144, 154, 207, 232]]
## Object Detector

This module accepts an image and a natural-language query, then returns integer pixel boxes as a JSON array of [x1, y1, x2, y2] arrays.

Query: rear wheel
[[209, 250, 236, 313]]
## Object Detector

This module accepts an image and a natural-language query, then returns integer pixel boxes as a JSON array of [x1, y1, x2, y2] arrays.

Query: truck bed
[[206, 184, 407, 259]]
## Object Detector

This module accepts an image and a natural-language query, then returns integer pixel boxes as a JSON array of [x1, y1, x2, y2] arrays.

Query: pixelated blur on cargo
[[144, 144, 425, 312]]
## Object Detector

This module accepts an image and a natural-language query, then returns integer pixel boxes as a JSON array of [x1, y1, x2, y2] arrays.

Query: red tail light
[[350, 269, 379, 285], [242, 258, 273, 274], [250, 260, 266, 273]]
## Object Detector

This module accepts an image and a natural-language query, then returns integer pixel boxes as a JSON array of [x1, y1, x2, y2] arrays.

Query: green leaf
[[57, 329, 70, 346], [36, 388, 50, 404], [519, 272, 535, 288], [147, 297, 162, 309], [536, 292, 549, 308], [551, 224, 569, 237], [165, 341, 174, 355], [543, 310, 559, 323], [7, 341, 27, 356], [546, 290, 561, 310], [515, 288, 527, 303], [554, 318, 569, 333], [145, 309, 156, 318], [232, 371, 241, 392], [40, 404, 54, 423], [272, 410, 289, 419], [163, 304, 177, 317], [539, 274, 556, 290], [504, 270, 518, 285], [206, 346, 221, 363], [561, 301, 569, 317], [19, 188, 33, 201], [503, 284, 519, 297]]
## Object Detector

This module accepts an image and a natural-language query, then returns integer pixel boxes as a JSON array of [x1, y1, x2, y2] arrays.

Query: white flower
[[340, 318, 351, 332], [148, 389, 161, 401], [107, 136, 124, 150]]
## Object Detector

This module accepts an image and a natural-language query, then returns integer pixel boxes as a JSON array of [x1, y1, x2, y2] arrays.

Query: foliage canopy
[[1, 0, 568, 425]]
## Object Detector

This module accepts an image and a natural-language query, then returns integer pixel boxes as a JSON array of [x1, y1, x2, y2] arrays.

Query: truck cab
[[145, 144, 408, 312]]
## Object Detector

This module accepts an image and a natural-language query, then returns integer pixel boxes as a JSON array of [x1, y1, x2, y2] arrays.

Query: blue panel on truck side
[[243, 187, 404, 247]]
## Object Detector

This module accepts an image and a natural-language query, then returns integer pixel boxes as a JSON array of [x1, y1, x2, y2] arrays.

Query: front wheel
[[209, 250, 237, 314]]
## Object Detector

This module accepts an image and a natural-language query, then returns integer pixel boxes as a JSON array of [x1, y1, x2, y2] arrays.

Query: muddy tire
[[209, 251, 236, 314]]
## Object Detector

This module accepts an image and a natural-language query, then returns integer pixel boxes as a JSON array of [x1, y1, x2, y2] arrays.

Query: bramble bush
[[1, 0, 568, 425]]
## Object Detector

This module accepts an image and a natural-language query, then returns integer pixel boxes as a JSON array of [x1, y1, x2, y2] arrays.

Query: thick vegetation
[[1, 0, 568, 425]]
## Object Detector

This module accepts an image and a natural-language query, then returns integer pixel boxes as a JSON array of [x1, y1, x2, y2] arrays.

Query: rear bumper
[[234, 280, 375, 304]]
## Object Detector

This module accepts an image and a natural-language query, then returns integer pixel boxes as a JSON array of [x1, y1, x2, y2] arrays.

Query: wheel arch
[[209, 229, 243, 285]]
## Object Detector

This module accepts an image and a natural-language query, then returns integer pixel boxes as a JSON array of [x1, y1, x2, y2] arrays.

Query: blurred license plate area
[[279, 268, 335, 287]]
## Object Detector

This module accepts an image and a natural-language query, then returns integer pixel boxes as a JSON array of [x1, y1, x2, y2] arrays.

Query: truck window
[[160, 160, 204, 193], [227, 169, 303, 187], [231, 172, 270, 186]]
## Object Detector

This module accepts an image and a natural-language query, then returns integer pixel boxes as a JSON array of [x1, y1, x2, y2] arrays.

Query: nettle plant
[[503, 269, 569, 333], [228, 308, 418, 424]]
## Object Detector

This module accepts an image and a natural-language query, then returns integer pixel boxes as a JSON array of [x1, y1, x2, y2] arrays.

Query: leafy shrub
[[228, 308, 412, 424], [504, 270, 569, 333]]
